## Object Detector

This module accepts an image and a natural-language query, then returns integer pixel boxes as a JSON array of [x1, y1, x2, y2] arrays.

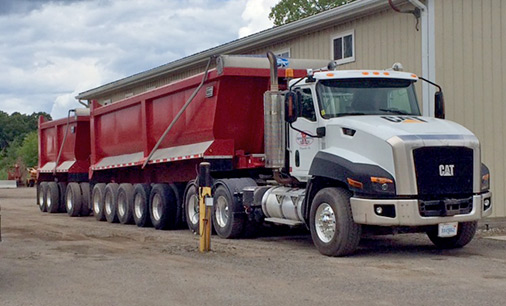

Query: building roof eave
[[76, 0, 399, 100]]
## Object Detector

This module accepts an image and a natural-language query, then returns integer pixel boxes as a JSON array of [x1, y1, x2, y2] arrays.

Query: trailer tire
[[309, 187, 361, 257], [38, 182, 48, 212], [427, 221, 477, 249], [170, 183, 185, 228], [57, 182, 67, 213], [212, 185, 245, 239], [104, 183, 119, 223], [133, 184, 152, 227], [92, 183, 107, 221], [80, 183, 91, 216], [66, 183, 82, 217], [150, 184, 177, 230], [184, 182, 199, 233], [46, 182, 60, 213], [117, 183, 134, 224]]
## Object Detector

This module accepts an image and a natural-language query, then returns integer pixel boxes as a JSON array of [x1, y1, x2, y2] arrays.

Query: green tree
[[0, 112, 50, 179], [269, 0, 355, 26], [17, 131, 39, 168], [0, 111, 50, 150]]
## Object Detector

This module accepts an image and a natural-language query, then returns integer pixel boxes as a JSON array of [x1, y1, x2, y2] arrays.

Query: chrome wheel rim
[[152, 193, 162, 221], [215, 195, 229, 228], [134, 194, 143, 219], [118, 193, 126, 217], [105, 192, 113, 215], [38, 191, 44, 206], [188, 194, 199, 225], [93, 192, 101, 214], [46, 194, 52, 209], [66, 194, 72, 211], [315, 203, 336, 243]]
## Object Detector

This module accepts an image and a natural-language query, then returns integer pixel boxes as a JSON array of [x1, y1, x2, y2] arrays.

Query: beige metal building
[[77, 0, 505, 217]]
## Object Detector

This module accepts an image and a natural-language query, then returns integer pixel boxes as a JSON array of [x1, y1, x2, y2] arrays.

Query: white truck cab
[[258, 54, 492, 256]]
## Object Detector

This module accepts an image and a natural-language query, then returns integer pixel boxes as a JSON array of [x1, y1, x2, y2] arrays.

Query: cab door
[[288, 87, 320, 181]]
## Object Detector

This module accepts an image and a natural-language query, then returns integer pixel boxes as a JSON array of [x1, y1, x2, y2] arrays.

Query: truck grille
[[413, 146, 473, 197], [419, 196, 473, 217]]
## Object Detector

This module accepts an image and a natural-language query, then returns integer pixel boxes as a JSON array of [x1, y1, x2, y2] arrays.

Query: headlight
[[481, 163, 490, 191], [370, 177, 395, 194], [481, 173, 490, 191]]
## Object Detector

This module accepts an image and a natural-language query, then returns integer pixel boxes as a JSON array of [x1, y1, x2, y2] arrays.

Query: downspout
[[408, 0, 436, 117]]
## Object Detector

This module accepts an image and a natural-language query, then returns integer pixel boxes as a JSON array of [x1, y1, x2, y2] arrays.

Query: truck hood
[[329, 115, 476, 141]]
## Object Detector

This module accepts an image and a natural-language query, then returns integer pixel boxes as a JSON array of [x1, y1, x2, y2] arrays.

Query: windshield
[[316, 78, 421, 118]]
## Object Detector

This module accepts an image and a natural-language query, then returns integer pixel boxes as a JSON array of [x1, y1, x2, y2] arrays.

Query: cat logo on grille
[[439, 164, 455, 176]]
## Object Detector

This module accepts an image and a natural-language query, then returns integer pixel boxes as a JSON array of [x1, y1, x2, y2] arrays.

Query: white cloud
[[239, 0, 278, 38], [0, 0, 279, 120]]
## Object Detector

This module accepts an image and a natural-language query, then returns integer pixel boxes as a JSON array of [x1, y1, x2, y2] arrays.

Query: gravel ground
[[1, 187, 506, 306]]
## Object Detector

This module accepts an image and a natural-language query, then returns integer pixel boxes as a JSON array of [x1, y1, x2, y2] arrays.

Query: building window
[[275, 48, 290, 58], [331, 30, 355, 64]]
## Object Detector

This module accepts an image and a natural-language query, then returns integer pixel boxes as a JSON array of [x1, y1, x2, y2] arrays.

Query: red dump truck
[[38, 54, 492, 256]]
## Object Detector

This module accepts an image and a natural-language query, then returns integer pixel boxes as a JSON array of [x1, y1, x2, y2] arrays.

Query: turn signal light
[[347, 178, 363, 189], [371, 177, 393, 184]]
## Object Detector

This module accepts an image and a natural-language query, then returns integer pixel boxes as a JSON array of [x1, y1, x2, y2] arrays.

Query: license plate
[[438, 222, 458, 237]]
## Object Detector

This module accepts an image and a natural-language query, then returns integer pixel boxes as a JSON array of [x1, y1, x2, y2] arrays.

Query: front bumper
[[350, 192, 492, 226]]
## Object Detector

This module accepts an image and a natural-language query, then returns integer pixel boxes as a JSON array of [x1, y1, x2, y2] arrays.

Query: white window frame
[[274, 48, 291, 58], [331, 30, 355, 65]]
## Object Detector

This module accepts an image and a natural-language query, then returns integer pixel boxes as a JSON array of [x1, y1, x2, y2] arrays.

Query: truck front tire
[[427, 221, 477, 249], [309, 187, 361, 257]]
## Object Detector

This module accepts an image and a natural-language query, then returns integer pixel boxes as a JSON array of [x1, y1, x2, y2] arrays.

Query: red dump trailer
[[37, 113, 91, 214], [37, 55, 321, 228], [38, 54, 492, 256]]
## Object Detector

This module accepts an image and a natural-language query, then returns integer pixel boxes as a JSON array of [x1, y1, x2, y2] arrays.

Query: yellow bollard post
[[198, 162, 212, 252]]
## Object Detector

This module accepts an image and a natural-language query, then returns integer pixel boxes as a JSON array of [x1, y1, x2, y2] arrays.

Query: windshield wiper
[[336, 112, 366, 117], [379, 108, 410, 115]]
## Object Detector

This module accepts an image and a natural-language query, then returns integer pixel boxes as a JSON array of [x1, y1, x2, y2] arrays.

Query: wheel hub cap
[[152, 194, 162, 221], [134, 194, 143, 219], [315, 203, 336, 243], [66, 196, 72, 211], [216, 196, 229, 228], [118, 194, 126, 217], [105, 193, 113, 215], [188, 194, 199, 225]]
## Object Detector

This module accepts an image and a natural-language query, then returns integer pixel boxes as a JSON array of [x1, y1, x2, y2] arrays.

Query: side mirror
[[434, 91, 445, 119], [285, 91, 301, 123]]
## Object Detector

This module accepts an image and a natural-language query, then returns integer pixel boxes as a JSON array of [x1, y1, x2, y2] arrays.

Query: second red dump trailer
[[38, 54, 492, 256], [38, 111, 91, 215]]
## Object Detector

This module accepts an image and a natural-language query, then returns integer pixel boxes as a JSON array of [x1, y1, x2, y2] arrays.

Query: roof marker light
[[392, 62, 404, 71]]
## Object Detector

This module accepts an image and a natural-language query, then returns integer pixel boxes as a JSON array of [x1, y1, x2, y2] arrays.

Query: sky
[[0, 0, 279, 119]]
